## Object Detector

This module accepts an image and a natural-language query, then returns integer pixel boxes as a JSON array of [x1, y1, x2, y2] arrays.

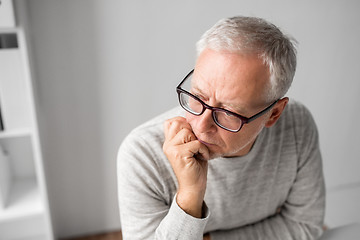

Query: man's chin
[[208, 151, 224, 160]]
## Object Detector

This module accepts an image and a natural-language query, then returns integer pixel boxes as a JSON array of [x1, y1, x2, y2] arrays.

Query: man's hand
[[163, 117, 210, 218]]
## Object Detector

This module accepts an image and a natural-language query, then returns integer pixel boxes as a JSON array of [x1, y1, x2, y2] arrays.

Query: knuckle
[[164, 119, 170, 127], [172, 150, 182, 161], [162, 142, 168, 152], [178, 128, 194, 142]]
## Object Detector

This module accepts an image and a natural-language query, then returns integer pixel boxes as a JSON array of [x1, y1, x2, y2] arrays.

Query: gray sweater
[[117, 100, 325, 240]]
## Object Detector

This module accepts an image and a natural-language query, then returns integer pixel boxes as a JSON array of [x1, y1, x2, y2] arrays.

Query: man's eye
[[194, 93, 206, 101], [225, 111, 233, 116], [225, 111, 239, 118]]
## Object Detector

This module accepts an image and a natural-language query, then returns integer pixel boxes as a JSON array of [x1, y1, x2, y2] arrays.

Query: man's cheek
[[185, 113, 194, 128], [185, 113, 198, 136]]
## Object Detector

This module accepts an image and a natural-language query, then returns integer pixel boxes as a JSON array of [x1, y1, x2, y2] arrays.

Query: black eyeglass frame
[[176, 69, 279, 132]]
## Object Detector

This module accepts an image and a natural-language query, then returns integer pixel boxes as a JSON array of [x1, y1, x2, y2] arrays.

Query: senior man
[[118, 16, 325, 240]]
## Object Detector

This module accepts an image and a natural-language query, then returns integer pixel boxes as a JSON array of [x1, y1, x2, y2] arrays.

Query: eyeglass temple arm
[[245, 100, 279, 123]]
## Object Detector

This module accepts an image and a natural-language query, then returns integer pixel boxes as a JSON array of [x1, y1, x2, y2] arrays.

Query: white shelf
[[0, 178, 47, 240], [0, 1, 53, 239], [0, 48, 32, 131], [0, 178, 44, 222], [0, 0, 16, 28], [0, 28, 18, 34], [0, 128, 31, 139], [17, 235, 48, 240]]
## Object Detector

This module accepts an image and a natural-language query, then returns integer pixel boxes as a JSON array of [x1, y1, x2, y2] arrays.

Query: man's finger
[[164, 117, 192, 140], [184, 140, 210, 162], [169, 128, 197, 145]]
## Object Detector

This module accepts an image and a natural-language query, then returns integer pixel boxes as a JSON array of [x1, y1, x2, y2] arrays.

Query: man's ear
[[265, 97, 289, 128]]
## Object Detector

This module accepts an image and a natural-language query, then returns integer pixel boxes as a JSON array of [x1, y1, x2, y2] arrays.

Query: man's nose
[[195, 109, 217, 133]]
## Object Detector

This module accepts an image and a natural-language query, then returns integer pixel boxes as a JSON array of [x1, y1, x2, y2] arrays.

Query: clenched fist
[[163, 116, 210, 218]]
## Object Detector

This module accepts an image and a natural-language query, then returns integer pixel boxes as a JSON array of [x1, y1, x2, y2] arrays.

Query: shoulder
[[117, 107, 183, 176], [265, 99, 319, 153], [117, 108, 182, 210], [281, 99, 318, 136], [120, 106, 184, 150], [284, 99, 315, 125], [277, 99, 320, 159]]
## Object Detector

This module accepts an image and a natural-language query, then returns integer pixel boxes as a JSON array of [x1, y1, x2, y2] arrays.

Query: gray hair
[[196, 16, 297, 102]]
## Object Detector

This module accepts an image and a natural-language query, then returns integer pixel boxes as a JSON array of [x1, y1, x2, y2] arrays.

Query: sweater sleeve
[[117, 130, 210, 240], [208, 103, 326, 240]]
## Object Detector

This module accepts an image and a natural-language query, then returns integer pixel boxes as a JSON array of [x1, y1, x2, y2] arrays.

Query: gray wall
[[22, 0, 360, 238]]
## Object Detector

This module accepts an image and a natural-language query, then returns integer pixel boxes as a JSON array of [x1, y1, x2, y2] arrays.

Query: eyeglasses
[[176, 69, 279, 132]]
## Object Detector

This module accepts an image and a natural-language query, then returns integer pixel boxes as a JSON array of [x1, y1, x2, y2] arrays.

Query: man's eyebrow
[[221, 102, 247, 115], [191, 84, 247, 115], [191, 85, 207, 96]]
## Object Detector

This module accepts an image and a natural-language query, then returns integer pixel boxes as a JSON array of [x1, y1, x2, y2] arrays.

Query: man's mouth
[[198, 139, 216, 147]]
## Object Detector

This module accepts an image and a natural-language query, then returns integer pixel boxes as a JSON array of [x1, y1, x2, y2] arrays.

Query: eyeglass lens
[[179, 92, 242, 132]]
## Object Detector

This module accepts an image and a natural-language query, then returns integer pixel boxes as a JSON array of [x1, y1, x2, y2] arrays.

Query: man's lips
[[198, 139, 216, 146]]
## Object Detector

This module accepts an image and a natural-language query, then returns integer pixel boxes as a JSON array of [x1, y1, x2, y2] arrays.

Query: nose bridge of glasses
[[200, 103, 219, 125], [201, 101, 218, 117], [195, 105, 218, 132], [202, 101, 213, 111]]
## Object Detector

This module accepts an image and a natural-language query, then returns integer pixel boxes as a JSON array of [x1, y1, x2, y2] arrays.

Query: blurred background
[[3, 0, 360, 239]]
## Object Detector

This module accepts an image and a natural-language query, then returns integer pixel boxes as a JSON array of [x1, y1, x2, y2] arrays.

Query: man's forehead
[[190, 72, 250, 113], [192, 49, 271, 109]]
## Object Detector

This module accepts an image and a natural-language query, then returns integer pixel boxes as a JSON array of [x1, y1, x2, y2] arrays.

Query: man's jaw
[[196, 138, 223, 160]]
